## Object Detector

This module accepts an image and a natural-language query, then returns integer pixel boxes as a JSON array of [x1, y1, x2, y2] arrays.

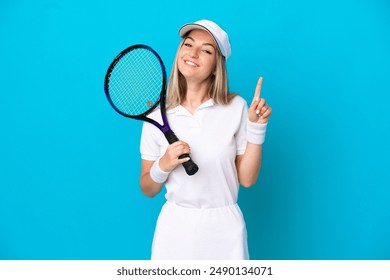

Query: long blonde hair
[[166, 36, 236, 109]]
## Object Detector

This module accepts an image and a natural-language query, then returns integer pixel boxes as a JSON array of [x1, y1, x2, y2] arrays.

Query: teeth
[[185, 60, 197, 66]]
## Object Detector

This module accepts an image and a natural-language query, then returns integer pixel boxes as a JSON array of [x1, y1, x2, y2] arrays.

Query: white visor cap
[[179, 19, 231, 60]]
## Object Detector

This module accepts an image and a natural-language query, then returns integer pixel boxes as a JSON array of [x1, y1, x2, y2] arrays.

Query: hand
[[248, 77, 272, 124], [159, 141, 191, 172]]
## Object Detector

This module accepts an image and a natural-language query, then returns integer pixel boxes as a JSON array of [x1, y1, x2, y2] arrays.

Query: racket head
[[104, 44, 167, 119]]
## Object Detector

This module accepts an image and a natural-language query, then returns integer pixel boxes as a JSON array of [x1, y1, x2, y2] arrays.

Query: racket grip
[[180, 155, 199, 176], [165, 130, 199, 176]]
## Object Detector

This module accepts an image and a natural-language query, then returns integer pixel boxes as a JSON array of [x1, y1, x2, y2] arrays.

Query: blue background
[[1, 0, 389, 260]]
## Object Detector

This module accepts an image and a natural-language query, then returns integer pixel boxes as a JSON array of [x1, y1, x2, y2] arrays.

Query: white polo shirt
[[140, 95, 248, 209]]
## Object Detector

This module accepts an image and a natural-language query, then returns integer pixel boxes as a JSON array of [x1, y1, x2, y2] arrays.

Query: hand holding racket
[[104, 44, 199, 176]]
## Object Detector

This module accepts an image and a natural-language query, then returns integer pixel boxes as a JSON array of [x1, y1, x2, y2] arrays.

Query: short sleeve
[[140, 122, 161, 161], [235, 97, 248, 155]]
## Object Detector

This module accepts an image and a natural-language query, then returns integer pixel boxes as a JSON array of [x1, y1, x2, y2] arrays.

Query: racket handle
[[165, 130, 199, 176], [180, 155, 199, 176]]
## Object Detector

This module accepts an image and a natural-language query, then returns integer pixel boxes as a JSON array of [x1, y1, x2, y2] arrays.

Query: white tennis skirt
[[151, 201, 249, 260]]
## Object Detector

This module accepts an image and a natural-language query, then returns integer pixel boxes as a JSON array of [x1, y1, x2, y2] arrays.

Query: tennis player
[[139, 19, 272, 259]]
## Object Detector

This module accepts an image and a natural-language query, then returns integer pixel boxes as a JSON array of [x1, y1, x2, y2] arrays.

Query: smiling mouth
[[185, 60, 198, 67]]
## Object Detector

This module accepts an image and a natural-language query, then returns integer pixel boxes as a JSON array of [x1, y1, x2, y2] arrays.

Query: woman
[[139, 19, 272, 259]]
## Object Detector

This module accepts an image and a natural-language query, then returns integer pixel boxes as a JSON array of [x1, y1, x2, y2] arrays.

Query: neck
[[181, 80, 211, 113]]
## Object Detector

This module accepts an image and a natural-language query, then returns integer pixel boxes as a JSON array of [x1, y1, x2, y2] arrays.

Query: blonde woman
[[139, 19, 272, 259]]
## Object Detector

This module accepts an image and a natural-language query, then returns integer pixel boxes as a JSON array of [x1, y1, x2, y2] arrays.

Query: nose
[[189, 48, 199, 58]]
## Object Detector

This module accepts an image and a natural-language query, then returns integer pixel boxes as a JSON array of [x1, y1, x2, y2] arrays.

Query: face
[[177, 29, 218, 83]]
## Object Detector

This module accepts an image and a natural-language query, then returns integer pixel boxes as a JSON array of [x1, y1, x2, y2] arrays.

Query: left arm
[[236, 77, 272, 188], [236, 143, 262, 187]]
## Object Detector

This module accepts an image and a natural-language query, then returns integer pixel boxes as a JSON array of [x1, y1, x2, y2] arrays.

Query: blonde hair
[[166, 36, 236, 109]]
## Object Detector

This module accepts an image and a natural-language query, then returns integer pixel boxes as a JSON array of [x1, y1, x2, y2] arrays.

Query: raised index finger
[[252, 77, 263, 104]]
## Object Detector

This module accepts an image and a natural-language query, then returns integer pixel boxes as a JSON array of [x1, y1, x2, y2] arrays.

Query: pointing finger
[[252, 77, 263, 104]]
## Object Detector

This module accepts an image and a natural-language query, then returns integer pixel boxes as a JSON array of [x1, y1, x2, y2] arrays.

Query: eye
[[183, 42, 192, 47], [202, 49, 212, 55]]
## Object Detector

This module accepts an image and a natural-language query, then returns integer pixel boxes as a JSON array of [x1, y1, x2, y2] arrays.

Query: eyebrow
[[186, 36, 216, 50]]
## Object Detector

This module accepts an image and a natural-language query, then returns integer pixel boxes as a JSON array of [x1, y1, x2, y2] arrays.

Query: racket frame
[[104, 44, 170, 131]]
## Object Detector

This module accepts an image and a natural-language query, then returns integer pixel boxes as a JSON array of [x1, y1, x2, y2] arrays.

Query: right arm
[[140, 159, 164, 198], [139, 141, 191, 198]]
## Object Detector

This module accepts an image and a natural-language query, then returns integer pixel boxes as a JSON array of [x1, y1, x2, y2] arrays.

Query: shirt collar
[[167, 99, 215, 116]]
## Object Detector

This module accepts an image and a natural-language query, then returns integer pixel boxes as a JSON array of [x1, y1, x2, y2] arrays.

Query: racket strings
[[108, 48, 163, 116]]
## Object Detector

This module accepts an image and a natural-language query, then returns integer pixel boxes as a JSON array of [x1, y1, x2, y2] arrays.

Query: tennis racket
[[104, 44, 199, 176]]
